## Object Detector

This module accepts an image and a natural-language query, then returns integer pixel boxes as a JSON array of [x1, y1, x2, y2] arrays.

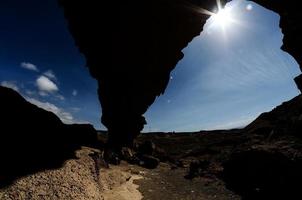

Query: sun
[[188, 0, 238, 33], [213, 7, 233, 28]]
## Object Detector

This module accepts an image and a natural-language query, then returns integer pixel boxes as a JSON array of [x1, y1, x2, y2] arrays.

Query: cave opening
[[144, 0, 301, 132]]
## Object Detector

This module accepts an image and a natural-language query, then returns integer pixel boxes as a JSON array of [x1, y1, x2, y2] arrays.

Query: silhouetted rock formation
[[59, 0, 302, 148], [0, 86, 99, 187], [58, 0, 222, 147], [245, 95, 302, 137], [295, 74, 302, 92], [222, 150, 302, 200], [221, 95, 302, 199]]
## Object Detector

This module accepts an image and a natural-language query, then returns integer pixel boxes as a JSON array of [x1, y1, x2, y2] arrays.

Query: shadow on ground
[[0, 86, 102, 188]]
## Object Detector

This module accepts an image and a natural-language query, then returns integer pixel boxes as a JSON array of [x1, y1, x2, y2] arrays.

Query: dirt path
[[100, 165, 143, 200], [134, 163, 239, 200]]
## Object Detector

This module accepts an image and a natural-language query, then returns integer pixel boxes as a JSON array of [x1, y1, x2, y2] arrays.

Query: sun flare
[[191, 0, 236, 31], [213, 8, 233, 28]]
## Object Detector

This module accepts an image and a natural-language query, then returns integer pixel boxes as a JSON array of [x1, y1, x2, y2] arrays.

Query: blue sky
[[0, 0, 101, 128], [0, 0, 300, 131], [144, 0, 300, 132]]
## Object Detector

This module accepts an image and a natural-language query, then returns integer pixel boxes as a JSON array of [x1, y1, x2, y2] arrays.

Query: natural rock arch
[[59, 0, 301, 148]]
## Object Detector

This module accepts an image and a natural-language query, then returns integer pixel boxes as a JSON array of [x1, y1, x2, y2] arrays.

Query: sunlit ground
[[144, 0, 300, 132]]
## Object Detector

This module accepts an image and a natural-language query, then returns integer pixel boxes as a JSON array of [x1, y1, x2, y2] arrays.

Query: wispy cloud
[[71, 107, 81, 112], [43, 70, 56, 81], [0, 81, 19, 92], [20, 62, 39, 72], [26, 97, 74, 124], [72, 89, 77, 96], [36, 75, 58, 93], [25, 89, 35, 96], [38, 91, 48, 97], [56, 94, 65, 101]]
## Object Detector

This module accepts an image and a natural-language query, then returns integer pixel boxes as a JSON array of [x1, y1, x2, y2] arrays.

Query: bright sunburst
[[189, 0, 236, 30], [213, 7, 233, 28]]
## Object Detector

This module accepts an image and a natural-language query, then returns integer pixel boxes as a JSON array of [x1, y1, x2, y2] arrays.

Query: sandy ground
[[0, 147, 144, 200], [100, 166, 143, 200]]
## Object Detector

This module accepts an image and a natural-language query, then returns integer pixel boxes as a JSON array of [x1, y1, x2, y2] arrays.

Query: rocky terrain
[[1, 86, 302, 199]]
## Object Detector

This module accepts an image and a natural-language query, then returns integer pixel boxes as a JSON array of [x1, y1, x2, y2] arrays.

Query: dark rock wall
[[0, 86, 98, 186], [59, 0, 301, 145]]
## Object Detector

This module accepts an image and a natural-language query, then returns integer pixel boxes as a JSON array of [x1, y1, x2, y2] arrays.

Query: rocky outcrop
[[222, 94, 302, 199], [245, 94, 302, 137], [58, 0, 222, 147], [0, 86, 99, 187], [222, 150, 302, 200]]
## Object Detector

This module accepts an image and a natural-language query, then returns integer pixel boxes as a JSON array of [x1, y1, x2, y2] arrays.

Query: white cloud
[[43, 70, 56, 80], [1, 81, 19, 92], [26, 97, 75, 124], [20, 62, 39, 72], [36, 75, 58, 93], [72, 89, 77, 96]]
